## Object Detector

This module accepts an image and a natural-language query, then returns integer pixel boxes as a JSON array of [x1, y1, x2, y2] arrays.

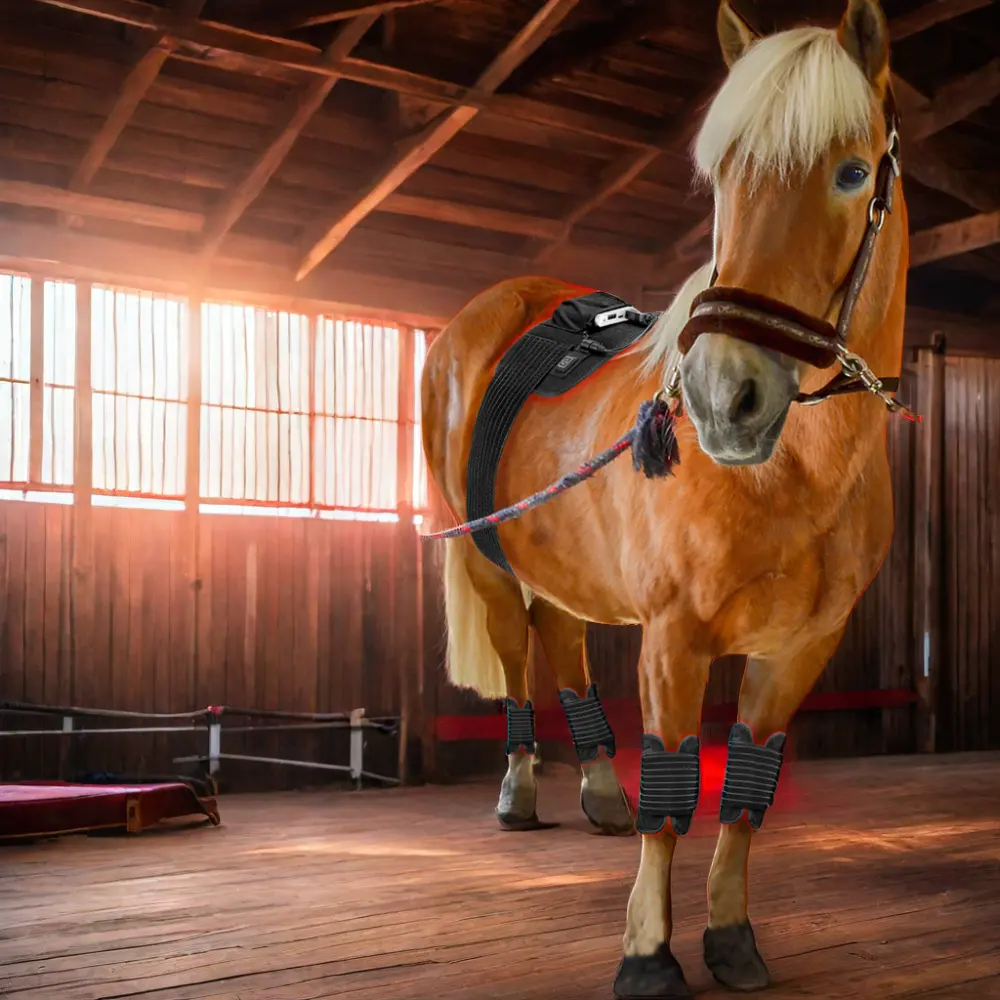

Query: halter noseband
[[673, 90, 912, 418]]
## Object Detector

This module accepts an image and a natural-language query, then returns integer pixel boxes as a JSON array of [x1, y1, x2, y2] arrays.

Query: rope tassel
[[422, 397, 679, 542]]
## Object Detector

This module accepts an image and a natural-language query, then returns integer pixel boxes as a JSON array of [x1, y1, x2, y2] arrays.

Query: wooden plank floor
[[1, 753, 999, 999]]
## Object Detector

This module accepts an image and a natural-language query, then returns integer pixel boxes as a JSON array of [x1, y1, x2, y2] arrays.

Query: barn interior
[[0, 0, 998, 998]]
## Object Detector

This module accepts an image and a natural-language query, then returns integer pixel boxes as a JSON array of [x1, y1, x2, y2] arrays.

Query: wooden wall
[[0, 503, 421, 788], [941, 356, 1000, 752], [2, 355, 999, 787]]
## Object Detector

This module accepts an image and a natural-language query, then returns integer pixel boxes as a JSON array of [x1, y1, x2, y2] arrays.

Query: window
[[0, 272, 426, 518], [0, 273, 30, 485], [91, 285, 187, 497], [43, 280, 76, 487], [314, 317, 399, 512], [200, 303, 311, 505]]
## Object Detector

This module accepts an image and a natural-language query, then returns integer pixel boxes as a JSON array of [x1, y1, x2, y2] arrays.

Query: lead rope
[[422, 359, 917, 542], [421, 393, 680, 541]]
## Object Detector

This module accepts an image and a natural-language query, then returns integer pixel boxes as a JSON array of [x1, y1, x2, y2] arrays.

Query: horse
[[421, 0, 908, 994]]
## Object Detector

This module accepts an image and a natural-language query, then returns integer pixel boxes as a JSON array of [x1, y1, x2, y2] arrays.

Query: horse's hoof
[[613, 944, 693, 998], [581, 784, 636, 836], [703, 922, 771, 991], [495, 810, 559, 831]]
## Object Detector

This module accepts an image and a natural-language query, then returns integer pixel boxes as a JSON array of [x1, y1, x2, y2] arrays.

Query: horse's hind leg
[[531, 597, 634, 835], [704, 629, 843, 992], [451, 540, 545, 830]]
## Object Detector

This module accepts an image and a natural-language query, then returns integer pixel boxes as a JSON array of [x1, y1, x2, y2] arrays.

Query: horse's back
[[420, 276, 582, 514]]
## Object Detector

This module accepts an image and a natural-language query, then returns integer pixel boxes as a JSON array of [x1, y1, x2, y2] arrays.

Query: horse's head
[[678, 0, 904, 467]]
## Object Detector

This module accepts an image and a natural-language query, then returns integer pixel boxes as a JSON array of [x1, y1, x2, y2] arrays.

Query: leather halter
[[675, 90, 908, 413]]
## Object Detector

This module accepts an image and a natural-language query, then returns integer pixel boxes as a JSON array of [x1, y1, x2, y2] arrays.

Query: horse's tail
[[441, 536, 508, 699], [421, 417, 509, 700]]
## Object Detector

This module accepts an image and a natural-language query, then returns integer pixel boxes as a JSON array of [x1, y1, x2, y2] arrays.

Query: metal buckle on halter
[[868, 196, 889, 232], [886, 129, 901, 177]]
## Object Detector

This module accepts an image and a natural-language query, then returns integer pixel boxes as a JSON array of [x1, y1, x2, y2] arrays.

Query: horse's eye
[[835, 161, 870, 192]]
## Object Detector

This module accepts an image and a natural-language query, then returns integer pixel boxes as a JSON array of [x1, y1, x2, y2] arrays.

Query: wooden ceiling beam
[[199, 13, 377, 259], [294, 0, 583, 281], [29, 0, 665, 152], [889, 0, 994, 41], [502, 0, 680, 94], [906, 142, 1000, 213], [0, 178, 205, 232], [381, 193, 565, 239], [535, 77, 720, 263], [910, 209, 1000, 266], [906, 58, 1000, 142], [64, 0, 207, 225], [263, 1, 440, 33]]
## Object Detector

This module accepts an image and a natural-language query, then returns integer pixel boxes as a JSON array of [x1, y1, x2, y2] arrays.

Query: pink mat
[[0, 781, 220, 840]]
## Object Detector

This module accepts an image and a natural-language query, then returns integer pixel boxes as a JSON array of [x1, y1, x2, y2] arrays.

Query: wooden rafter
[[0, 178, 204, 232], [199, 13, 377, 259], [263, 0, 440, 33], [906, 143, 1000, 214], [535, 77, 720, 263], [503, 0, 678, 94], [294, 0, 583, 282], [910, 209, 1000, 266], [889, 0, 994, 40], [29, 0, 660, 152], [906, 58, 1000, 142], [64, 0, 206, 224]]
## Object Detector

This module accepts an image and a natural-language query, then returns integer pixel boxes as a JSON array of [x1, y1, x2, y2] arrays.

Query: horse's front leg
[[615, 617, 710, 1000], [704, 628, 844, 992]]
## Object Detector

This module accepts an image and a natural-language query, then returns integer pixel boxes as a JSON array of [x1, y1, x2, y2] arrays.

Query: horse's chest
[[687, 495, 887, 654]]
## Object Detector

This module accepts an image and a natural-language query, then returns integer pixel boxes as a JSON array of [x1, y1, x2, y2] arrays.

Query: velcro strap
[[505, 698, 536, 756], [558, 684, 615, 762], [636, 733, 700, 836], [719, 722, 786, 831]]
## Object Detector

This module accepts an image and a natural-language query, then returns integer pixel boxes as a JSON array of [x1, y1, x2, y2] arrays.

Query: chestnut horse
[[422, 0, 907, 994]]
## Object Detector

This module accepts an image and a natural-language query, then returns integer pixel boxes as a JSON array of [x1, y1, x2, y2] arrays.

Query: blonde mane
[[694, 25, 875, 186], [643, 24, 877, 381]]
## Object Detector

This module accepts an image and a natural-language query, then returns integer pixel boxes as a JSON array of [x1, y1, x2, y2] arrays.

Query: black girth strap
[[719, 722, 786, 831], [636, 734, 701, 836], [558, 683, 616, 763], [505, 698, 536, 756], [466, 292, 658, 574]]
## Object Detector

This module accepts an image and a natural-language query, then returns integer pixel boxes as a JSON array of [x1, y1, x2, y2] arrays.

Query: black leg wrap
[[635, 734, 700, 836], [719, 722, 786, 831], [505, 698, 536, 756], [558, 683, 616, 762]]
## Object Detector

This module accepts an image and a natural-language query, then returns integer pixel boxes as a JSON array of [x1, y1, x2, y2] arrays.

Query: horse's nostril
[[731, 379, 759, 422]]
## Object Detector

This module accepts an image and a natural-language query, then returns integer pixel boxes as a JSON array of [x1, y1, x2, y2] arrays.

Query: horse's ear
[[717, 1, 760, 68], [837, 0, 890, 91]]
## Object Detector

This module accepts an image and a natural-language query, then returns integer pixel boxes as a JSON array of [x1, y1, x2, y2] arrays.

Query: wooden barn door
[[939, 355, 1000, 751]]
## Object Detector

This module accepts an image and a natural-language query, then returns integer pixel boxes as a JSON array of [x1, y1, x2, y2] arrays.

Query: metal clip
[[662, 363, 682, 399]]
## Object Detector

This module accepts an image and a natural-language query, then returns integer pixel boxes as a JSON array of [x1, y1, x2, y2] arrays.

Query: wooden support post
[[72, 281, 94, 710], [395, 323, 416, 783], [185, 290, 203, 703], [28, 278, 44, 486], [913, 342, 946, 753]]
